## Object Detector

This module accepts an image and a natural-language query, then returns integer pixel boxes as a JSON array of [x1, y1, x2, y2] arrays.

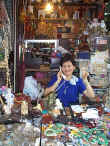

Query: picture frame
[[38, 9, 46, 19], [38, 9, 57, 19]]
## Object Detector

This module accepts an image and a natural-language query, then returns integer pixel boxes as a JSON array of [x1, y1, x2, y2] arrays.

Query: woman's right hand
[[57, 70, 62, 83], [44, 70, 63, 96]]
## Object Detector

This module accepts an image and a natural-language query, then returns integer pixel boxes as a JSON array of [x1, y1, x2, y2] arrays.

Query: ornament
[[19, 7, 26, 23], [28, 5, 34, 14], [91, 0, 96, 2], [3, 104, 11, 115], [21, 100, 28, 116], [57, 0, 62, 3], [73, 10, 79, 20], [0, 22, 3, 28], [100, 20, 106, 28], [52, 0, 57, 3], [64, 11, 69, 19], [83, 0, 91, 3], [0, 124, 6, 133], [36, 0, 42, 2]]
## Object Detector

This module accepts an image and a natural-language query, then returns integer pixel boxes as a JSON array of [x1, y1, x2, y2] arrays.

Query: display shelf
[[25, 68, 58, 73], [63, 2, 98, 7], [24, 39, 59, 49], [32, 1, 100, 7], [25, 18, 69, 21], [24, 18, 85, 24]]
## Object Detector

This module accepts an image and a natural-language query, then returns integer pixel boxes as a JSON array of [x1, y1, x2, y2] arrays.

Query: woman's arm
[[44, 80, 60, 96], [44, 71, 62, 96], [82, 71, 95, 101], [83, 79, 95, 98]]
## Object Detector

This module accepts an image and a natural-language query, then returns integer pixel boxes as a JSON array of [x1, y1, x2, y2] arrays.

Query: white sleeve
[[23, 76, 39, 100]]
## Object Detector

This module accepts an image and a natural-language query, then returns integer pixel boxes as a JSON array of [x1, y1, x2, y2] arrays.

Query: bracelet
[[55, 80, 60, 87], [86, 82, 90, 87], [53, 81, 59, 90], [83, 80, 90, 87], [44, 128, 57, 136], [55, 81, 59, 86]]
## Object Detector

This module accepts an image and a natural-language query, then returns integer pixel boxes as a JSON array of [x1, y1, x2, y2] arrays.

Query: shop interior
[[0, 0, 110, 145]]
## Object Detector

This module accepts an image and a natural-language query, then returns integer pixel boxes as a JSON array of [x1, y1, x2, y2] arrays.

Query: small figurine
[[3, 88, 14, 115]]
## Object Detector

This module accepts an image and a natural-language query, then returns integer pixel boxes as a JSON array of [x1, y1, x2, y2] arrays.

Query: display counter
[[0, 123, 39, 146], [0, 101, 110, 146]]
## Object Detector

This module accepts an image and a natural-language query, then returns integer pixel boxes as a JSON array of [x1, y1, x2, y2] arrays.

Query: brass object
[[21, 101, 28, 116], [0, 96, 4, 106], [65, 107, 71, 117], [0, 124, 6, 133]]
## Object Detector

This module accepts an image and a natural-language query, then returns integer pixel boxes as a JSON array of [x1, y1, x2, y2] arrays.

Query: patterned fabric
[[47, 75, 86, 107], [23, 76, 39, 100]]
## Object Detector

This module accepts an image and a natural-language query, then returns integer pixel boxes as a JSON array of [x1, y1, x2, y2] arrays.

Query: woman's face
[[61, 61, 75, 77]]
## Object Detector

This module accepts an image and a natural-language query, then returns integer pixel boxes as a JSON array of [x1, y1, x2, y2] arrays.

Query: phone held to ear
[[60, 66, 66, 80]]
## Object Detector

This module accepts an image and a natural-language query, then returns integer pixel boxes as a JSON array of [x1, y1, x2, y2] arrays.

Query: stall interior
[[0, 0, 110, 146]]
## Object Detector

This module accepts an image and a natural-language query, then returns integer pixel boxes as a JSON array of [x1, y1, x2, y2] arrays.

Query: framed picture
[[38, 9, 57, 19], [38, 9, 46, 19]]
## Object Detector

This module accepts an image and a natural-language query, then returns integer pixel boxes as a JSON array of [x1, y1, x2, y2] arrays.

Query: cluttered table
[[0, 92, 110, 146], [0, 108, 110, 145]]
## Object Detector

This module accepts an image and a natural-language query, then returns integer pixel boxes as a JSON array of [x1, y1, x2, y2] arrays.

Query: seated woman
[[23, 72, 44, 105], [44, 53, 95, 107]]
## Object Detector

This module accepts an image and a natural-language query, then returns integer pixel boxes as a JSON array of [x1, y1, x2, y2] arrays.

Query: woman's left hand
[[82, 71, 89, 81], [57, 70, 63, 82]]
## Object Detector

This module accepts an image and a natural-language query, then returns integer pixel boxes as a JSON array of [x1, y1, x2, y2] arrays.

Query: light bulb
[[45, 3, 53, 12]]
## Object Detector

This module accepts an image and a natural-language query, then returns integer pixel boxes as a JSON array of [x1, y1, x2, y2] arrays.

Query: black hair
[[60, 53, 76, 67], [32, 72, 38, 79]]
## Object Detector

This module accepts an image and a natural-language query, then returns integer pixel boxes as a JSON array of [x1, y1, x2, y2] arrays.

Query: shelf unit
[[25, 68, 58, 72], [19, 39, 60, 89]]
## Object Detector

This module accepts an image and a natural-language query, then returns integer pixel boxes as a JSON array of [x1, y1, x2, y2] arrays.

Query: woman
[[44, 53, 95, 107]]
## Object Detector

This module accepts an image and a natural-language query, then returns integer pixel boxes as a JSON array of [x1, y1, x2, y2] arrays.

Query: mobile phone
[[60, 66, 66, 79]]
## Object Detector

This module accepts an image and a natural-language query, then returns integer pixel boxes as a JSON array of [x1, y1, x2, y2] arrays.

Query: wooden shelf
[[43, 18, 69, 21], [24, 17, 85, 22], [31, 53, 51, 58], [32, 1, 101, 7], [24, 18, 72, 22], [25, 68, 58, 72], [63, 2, 99, 7]]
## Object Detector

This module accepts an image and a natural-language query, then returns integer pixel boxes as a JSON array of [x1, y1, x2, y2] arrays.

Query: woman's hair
[[60, 53, 76, 67], [32, 73, 37, 79], [33, 72, 44, 80]]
